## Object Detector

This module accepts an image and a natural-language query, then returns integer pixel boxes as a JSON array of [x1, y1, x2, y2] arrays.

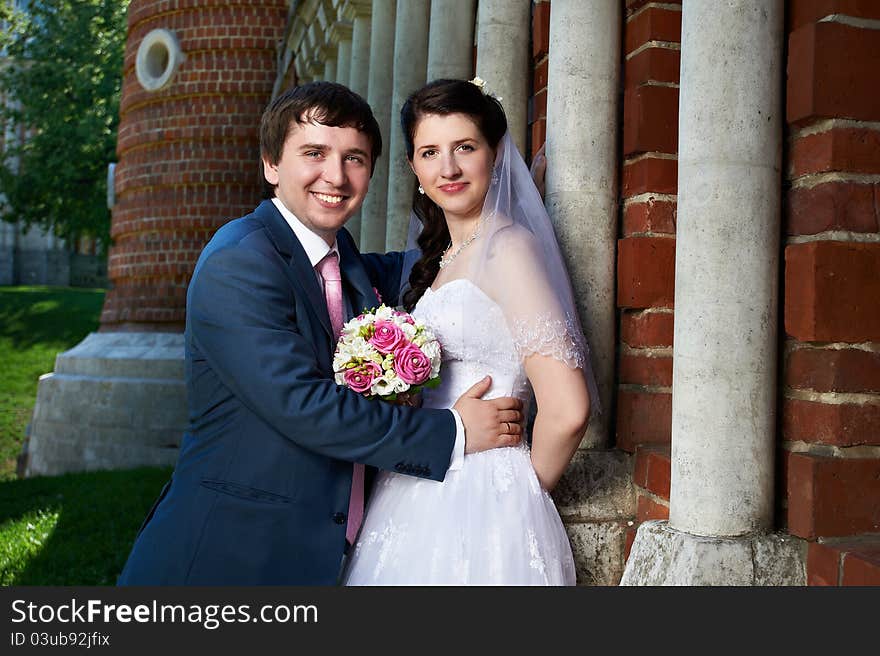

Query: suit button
[[394, 462, 405, 472], [333, 512, 346, 524]]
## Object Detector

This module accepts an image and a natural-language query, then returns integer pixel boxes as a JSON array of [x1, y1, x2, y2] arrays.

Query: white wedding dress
[[342, 278, 576, 586]]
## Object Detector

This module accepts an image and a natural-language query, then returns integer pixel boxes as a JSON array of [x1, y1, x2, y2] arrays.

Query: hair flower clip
[[468, 76, 502, 103]]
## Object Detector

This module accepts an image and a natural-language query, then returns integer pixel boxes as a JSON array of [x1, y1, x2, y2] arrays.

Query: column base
[[23, 332, 186, 477], [620, 520, 806, 586]]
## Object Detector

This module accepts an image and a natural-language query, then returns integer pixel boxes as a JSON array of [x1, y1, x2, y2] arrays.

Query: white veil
[[403, 131, 601, 415]]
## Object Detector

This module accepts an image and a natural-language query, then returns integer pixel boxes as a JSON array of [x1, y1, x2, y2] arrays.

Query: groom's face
[[262, 114, 372, 244]]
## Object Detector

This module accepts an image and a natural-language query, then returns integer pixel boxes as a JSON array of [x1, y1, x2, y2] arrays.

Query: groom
[[118, 82, 523, 585]]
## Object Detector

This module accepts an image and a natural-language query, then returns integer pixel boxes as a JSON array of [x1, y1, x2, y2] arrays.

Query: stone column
[[545, 0, 619, 448], [322, 52, 337, 81], [359, 0, 395, 253], [427, 0, 476, 80], [334, 29, 353, 86], [345, 0, 372, 98], [305, 23, 325, 81], [621, 0, 805, 585], [384, 0, 429, 251], [475, 0, 530, 154], [327, 17, 355, 236], [342, 1, 372, 248]]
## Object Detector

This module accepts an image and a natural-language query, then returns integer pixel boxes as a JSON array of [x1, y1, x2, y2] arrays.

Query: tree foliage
[[0, 0, 130, 248]]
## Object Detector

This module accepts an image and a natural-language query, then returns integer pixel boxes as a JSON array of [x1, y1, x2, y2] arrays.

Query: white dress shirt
[[271, 198, 464, 471]]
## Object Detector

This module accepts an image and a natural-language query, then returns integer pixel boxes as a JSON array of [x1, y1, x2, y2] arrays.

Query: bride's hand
[[530, 143, 547, 200]]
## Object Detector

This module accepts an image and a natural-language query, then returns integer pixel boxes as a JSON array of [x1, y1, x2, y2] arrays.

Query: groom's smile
[[262, 115, 372, 245], [311, 191, 347, 207]]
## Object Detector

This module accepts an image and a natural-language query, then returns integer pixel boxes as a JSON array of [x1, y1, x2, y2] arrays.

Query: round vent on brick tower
[[135, 28, 183, 91]]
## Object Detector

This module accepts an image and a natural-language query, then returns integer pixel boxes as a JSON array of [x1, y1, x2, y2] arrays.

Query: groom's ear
[[262, 157, 280, 186]]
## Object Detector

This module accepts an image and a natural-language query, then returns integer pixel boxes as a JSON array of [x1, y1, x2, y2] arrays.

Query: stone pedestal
[[620, 521, 806, 585], [23, 332, 186, 477]]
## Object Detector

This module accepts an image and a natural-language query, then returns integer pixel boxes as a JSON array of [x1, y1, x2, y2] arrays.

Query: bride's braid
[[400, 79, 507, 312]]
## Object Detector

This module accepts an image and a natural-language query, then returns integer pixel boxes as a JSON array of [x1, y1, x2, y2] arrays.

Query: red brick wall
[[529, 0, 550, 160], [616, 0, 679, 456], [101, 0, 286, 330], [617, 0, 680, 555], [782, 0, 880, 584]]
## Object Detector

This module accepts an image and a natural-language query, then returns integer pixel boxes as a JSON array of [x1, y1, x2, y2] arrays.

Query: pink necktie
[[316, 251, 364, 545]]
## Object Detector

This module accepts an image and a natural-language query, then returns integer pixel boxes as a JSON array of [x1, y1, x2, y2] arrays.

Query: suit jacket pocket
[[199, 479, 292, 504]]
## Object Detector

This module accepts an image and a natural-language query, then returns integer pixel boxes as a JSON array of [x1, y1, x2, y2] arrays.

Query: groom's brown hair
[[259, 81, 383, 195]]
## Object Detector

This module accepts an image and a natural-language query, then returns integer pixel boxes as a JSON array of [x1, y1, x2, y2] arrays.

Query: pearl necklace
[[439, 216, 487, 270]]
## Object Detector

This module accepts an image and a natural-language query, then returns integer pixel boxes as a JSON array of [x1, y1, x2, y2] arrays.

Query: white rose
[[399, 322, 417, 340], [371, 376, 394, 396], [374, 305, 394, 321], [348, 336, 377, 360]]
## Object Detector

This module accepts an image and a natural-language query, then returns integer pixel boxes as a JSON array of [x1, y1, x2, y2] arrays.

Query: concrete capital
[[341, 0, 372, 20], [327, 19, 354, 45]]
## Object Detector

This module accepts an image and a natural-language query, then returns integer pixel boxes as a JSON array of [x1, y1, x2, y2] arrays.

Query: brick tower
[[24, 0, 286, 476], [104, 0, 287, 330]]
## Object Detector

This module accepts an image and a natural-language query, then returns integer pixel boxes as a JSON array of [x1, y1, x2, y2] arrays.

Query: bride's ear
[[408, 161, 420, 185]]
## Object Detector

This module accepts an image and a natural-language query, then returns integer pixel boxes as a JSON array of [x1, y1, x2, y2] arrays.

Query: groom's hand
[[454, 376, 524, 454]]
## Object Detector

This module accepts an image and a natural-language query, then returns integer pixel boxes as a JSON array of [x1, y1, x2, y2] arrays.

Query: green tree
[[0, 0, 130, 249]]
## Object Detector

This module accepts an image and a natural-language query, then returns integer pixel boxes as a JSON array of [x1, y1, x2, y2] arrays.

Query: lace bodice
[[413, 278, 531, 408]]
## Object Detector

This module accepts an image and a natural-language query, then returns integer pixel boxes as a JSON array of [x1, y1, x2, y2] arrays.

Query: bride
[[343, 79, 600, 585]]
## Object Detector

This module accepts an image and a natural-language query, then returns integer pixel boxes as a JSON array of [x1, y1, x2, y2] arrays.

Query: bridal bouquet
[[333, 304, 442, 400]]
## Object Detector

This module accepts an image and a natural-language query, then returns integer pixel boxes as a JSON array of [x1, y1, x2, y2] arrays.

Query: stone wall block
[[553, 449, 636, 520]]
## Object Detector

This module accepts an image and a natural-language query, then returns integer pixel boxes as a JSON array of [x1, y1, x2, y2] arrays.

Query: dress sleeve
[[482, 226, 588, 370]]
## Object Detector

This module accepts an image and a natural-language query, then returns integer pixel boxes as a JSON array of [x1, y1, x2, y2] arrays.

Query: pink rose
[[343, 361, 382, 394], [394, 343, 431, 385], [369, 320, 406, 354], [393, 310, 416, 325]]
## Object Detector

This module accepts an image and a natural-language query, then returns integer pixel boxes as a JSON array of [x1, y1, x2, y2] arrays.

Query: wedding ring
[[504, 421, 510, 434]]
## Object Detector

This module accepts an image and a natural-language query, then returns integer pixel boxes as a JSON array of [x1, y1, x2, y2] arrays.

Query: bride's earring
[[490, 169, 499, 185], [418, 184, 425, 195]]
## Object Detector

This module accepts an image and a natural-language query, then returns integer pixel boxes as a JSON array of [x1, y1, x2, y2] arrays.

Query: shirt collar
[[271, 197, 338, 267]]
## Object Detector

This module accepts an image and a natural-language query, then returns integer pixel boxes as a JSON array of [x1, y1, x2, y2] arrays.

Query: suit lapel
[[257, 200, 333, 340], [337, 228, 381, 315]]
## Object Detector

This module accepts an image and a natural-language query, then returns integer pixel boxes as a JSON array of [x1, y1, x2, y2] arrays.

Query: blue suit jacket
[[118, 200, 455, 585]]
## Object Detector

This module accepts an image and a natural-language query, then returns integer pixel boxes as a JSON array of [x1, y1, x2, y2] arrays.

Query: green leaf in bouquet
[[424, 376, 442, 390]]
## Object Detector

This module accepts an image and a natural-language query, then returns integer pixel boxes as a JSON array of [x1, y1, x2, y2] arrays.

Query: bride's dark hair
[[400, 79, 508, 311]]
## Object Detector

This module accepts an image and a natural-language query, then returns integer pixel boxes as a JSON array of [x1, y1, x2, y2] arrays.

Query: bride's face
[[409, 113, 495, 224]]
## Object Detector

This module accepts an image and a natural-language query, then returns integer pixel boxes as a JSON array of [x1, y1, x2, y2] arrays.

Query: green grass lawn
[[0, 286, 106, 479], [0, 286, 173, 585], [0, 466, 172, 585]]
